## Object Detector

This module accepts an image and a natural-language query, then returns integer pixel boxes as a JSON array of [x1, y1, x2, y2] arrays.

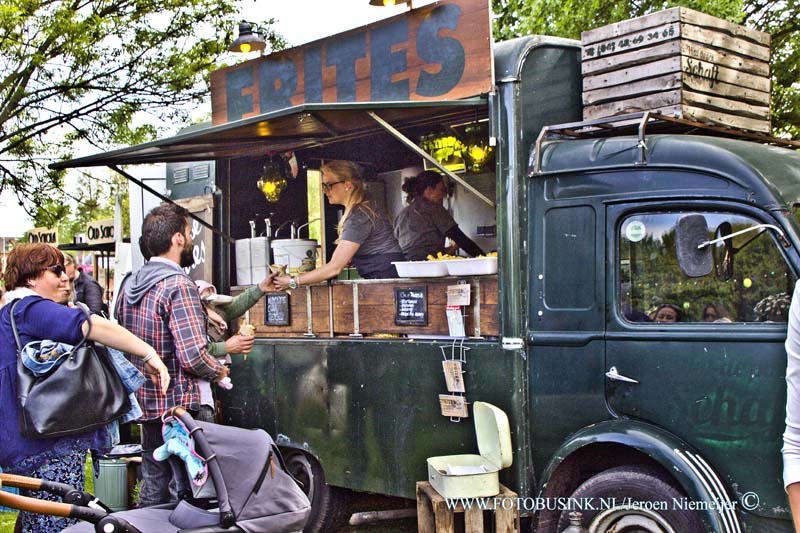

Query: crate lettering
[[684, 58, 720, 88], [585, 22, 679, 58]]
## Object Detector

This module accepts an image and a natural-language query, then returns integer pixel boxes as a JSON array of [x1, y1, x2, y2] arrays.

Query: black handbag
[[11, 299, 131, 439]]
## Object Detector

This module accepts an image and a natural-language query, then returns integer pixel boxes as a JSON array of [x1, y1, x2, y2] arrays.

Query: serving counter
[[231, 275, 499, 338]]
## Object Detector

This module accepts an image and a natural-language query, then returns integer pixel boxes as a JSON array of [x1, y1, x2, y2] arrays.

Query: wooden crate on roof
[[581, 7, 771, 133]]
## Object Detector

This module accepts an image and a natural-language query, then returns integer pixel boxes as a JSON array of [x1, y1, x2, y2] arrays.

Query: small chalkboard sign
[[394, 286, 427, 326], [264, 292, 290, 326]]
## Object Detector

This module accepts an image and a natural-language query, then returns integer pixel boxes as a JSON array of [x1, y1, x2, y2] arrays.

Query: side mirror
[[675, 215, 713, 277], [713, 222, 734, 280]]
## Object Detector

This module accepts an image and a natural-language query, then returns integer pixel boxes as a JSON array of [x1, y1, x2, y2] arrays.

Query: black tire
[[556, 465, 705, 533], [283, 450, 349, 533]]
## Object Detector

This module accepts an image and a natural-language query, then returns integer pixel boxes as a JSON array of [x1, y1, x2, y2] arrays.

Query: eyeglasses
[[321, 180, 345, 192], [46, 264, 67, 277]]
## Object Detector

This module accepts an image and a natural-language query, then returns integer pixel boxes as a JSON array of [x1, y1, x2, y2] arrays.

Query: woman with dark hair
[[654, 303, 683, 323], [274, 160, 405, 289], [394, 170, 484, 261], [0, 243, 169, 532]]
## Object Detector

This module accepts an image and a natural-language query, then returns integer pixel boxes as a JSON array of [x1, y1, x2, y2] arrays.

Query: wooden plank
[[240, 285, 331, 337], [583, 88, 769, 121], [681, 39, 769, 78], [682, 74, 770, 107], [416, 482, 436, 533], [582, 23, 681, 61], [681, 23, 770, 62], [583, 73, 681, 106], [464, 505, 484, 532], [495, 506, 517, 533], [582, 6, 768, 47], [583, 40, 681, 76], [583, 101, 770, 133], [583, 90, 683, 118], [584, 55, 769, 93], [432, 499, 455, 533], [681, 88, 770, 120], [582, 7, 682, 45], [677, 7, 770, 46], [679, 103, 771, 133], [585, 71, 769, 108], [583, 56, 681, 91]]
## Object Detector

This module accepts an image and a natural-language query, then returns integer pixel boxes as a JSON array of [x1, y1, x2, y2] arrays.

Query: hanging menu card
[[264, 292, 290, 326], [394, 287, 427, 326]]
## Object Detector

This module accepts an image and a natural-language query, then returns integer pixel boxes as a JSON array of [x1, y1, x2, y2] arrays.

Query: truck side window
[[619, 212, 796, 323]]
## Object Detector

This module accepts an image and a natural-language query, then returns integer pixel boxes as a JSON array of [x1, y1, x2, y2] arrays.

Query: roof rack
[[532, 111, 800, 174]]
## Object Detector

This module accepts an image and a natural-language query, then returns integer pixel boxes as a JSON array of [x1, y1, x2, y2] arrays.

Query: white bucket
[[271, 239, 318, 273]]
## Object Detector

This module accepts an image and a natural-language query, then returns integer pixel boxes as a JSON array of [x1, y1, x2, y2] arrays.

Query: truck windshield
[[619, 212, 795, 323]]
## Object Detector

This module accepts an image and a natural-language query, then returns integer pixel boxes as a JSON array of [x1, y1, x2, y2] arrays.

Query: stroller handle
[[0, 473, 107, 522]]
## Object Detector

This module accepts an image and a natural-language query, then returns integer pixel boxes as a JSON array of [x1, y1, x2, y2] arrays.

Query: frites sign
[[210, 0, 492, 125]]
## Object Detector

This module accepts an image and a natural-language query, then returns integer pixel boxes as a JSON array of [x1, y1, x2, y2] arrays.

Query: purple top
[[0, 296, 102, 470]]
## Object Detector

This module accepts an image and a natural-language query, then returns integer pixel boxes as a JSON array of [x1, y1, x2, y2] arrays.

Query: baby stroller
[[0, 407, 311, 532]]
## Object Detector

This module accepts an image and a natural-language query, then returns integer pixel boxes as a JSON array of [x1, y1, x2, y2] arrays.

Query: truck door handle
[[605, 366, 639, 384]]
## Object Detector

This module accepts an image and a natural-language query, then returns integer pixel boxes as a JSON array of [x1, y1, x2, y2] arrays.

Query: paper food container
[[392, 260, 448, 278], [426, 401, 513, 499], [444, 257, 498, 276]]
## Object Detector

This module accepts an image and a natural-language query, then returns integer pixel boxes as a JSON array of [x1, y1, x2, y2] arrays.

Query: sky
[[0, 0, 437, 238]]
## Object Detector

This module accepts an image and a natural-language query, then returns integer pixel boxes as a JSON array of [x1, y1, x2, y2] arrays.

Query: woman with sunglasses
[[274, 160, 405, 290], [0, 243, 170, 532]]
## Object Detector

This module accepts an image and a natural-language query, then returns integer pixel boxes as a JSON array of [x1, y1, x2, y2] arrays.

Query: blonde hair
[[322, 160, 378, 235]]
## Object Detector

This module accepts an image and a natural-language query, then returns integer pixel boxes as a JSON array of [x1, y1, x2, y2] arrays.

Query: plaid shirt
[[117, 263, 223, 421]]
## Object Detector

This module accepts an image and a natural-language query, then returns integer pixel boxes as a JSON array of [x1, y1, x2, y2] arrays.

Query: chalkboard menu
[[394, 286, 427, 326], [264, 292, 290, 326]]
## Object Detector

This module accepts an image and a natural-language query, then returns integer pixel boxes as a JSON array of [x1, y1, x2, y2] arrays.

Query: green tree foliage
[[0, 0, 285, 218], [491, 0, 800, 137]]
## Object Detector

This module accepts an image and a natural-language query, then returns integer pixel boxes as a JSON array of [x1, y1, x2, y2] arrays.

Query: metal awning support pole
[[108, 165, 235, 244], [366, 111, 495, 208]]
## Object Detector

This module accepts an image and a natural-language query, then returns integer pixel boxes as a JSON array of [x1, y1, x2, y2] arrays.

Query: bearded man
[[116, 202, 228, 506]]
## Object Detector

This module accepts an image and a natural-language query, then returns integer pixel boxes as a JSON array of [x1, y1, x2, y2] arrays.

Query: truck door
[[529, 198, 609, 472], [606, 204, 795, 519]]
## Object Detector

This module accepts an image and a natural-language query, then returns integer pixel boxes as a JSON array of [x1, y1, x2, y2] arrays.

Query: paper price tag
[[442, 360, 465, 392], [446, 306, 466, 337], [447, 284, 471, 306], [439, 394, 469, 418]]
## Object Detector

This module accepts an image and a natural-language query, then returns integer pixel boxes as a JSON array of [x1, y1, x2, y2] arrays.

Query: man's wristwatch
[[288, 275, 299, 290]]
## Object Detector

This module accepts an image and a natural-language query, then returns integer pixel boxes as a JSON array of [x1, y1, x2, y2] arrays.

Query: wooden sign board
[[442, 360, 465, 392], [447, 284, 471, 306], [86, 218, 114, 245], [210, 0, 493, 125], [439, 394, 469, 418], [27, 227, 58, 245], [395, 286, 428, 325], [581, 7, 772, 133], [264, 292, 290, 326]]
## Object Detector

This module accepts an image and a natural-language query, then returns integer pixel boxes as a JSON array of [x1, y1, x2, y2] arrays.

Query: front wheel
[[283, 450, 349, 533], [556, 465, 705, 533]]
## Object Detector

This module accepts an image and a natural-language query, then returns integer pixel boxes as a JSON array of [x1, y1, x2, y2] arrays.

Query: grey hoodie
[[124, 258, 189, 305]]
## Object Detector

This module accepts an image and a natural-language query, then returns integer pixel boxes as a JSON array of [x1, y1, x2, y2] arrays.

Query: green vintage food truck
[[54, 1, 800, 531]]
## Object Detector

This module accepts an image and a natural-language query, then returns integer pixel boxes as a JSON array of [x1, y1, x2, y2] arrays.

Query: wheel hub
[[589, 506, 677, 533]]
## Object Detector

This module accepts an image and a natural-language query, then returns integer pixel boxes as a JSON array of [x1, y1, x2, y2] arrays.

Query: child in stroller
[[0, 407, 311, 533]]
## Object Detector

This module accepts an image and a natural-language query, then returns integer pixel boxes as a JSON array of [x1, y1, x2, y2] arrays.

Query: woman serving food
[[274, 160, 405, 290]]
